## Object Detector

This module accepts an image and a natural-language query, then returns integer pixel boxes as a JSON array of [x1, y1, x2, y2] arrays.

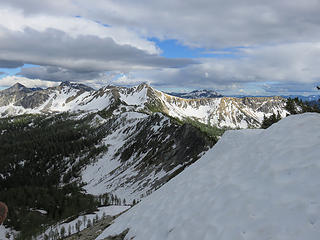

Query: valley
[[0, 82, 318, 240]]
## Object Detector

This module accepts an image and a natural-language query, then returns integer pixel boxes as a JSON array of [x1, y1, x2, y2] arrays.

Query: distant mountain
[[281, 95, 320, 102], [59, 81, 94, 92], [167, 89, 223, 99], [0, 82, 288, 128]]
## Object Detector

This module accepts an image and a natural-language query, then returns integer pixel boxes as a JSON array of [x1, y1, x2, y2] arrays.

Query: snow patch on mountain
[[119, 85, 148, 106], [97, 113, 320, 240], [82, 112, 148, 200], [81, 110, 213, 202]]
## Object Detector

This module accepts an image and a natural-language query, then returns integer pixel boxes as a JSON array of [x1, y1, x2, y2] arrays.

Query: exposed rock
[[0, 81, 289, 129]]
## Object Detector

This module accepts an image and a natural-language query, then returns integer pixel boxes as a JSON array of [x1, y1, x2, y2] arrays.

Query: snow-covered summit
[[59, 81, 94, 91], [2, 82, 32, 94], [97, 113, 320, 240]]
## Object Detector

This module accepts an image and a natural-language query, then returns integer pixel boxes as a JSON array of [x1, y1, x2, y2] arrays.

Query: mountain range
[[0, 81, 319, 239], [0, 82, 289, 128], [167, 89, 223, 98]]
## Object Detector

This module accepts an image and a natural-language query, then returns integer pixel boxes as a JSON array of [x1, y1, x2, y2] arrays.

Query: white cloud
[[1, 1, 320, 94], [75, 0, 320, 48], [3, 0, 320, 49], [0, 8, 159, 54], [0, 75, 58, 88], [0, 26, 194, 72], [110, 42, 320, 94]]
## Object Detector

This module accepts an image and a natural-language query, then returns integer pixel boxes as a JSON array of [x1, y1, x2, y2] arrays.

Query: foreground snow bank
[[97, 113, 320, 240], [0, 225, 17, 240]]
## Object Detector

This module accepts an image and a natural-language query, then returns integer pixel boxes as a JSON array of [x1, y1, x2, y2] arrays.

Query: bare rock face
[[0, 201, 8, 224]]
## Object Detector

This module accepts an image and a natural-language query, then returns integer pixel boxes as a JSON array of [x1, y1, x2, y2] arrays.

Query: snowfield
[[97, 113, 320, 240], [0, 225, 17, 240]]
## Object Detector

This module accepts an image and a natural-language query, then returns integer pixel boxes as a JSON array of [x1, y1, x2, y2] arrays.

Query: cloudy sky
[[0, 0, 320, 95]]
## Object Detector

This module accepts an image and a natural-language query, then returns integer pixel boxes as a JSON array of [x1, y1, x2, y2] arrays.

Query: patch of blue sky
[[0, 64, 40, 78], [149, 38, 242, 59], [75, 15, 111, 27], [0, 67, 20, 76], [22, 64, 39, 68]]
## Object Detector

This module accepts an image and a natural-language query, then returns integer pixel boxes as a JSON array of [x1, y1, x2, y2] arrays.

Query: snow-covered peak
[[2, 82, 31, 94], [59, 81, 94, 91], [97, 113, 320, 240]]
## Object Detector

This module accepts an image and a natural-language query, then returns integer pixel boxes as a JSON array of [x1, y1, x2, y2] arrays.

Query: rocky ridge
[[167, 89, 223, 99], [0, 82, 288, 128]]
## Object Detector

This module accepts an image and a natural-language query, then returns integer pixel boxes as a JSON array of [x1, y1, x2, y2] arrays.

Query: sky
[[0, 0, 320, 96]]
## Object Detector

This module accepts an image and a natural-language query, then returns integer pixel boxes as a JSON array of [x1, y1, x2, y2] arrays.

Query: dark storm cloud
[[18, 66, 106, 82], [0, 60, 24, 68]]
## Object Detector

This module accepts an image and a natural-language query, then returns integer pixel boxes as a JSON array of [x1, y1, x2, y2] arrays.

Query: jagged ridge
[[0, 82, 289, 128]]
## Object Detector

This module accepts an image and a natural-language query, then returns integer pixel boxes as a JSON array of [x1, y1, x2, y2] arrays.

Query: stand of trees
[[285, 97, 320, 115], [0, 113, 108, 239], [261, 111, 282, 129], [262, 95, 320, 129]]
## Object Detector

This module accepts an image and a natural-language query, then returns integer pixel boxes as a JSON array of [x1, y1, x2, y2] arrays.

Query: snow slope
[[97, 113, 320, 240], [0, 225, 17, 240], [81, 111, 212, 202]]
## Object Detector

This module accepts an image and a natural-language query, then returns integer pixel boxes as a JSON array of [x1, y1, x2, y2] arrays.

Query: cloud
[[0, 0, 77, 16], [1, 1, 320, 94], [0, 26, 195, 71], [0, 6, 194, 80], [3, 0, 320, 49], [18, 66, 108, 82], [0, 8, 159, 54], [0, 75, 59, 88], [0, 60, 24, 68], [112, 42, 320, 94], [47, 0, 320, 49]]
